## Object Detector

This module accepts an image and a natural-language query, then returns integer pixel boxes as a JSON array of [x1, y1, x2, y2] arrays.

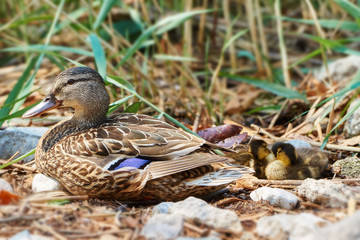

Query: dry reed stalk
[[222, 0, 237, 71], [245, 0, 263, 72], [197, 0, 208, 45], [184, 0, 193, 58], [326, 98, 336, 135], [254, 0, 272, 79], [274, 0, 291, 89]]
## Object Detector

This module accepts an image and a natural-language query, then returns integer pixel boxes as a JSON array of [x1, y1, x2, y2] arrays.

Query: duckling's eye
[[67, 79, 75, 85]]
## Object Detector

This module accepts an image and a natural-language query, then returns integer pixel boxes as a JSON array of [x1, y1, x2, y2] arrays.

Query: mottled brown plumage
[[23, 67, 251, 201]]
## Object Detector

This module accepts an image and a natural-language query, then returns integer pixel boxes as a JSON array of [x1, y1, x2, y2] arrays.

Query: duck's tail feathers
[[185, 167, 253, 186]]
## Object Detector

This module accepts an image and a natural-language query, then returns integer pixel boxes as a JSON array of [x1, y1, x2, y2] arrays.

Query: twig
[[183, 221, 208, 235], [34, 222, 67, 240], [28, 195, 88, 203], [269, 99, 288, 129], [0, 159, 35, 172], [252, 178, 360, 186], [5, 151, 19, 164], [0, 214, 42, 223], [238, 210, 270, 221]]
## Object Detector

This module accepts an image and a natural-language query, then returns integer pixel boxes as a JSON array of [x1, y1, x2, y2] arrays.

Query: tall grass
[[0, 0, 359, 150]]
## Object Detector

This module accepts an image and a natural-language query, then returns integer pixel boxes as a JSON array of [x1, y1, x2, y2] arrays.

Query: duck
[[265, 142, 328, 180], [22, 67, 252, 201], [248, 139, 275, 179]]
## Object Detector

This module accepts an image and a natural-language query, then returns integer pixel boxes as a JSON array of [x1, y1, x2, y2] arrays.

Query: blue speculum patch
[[108, 158, 151, 170]]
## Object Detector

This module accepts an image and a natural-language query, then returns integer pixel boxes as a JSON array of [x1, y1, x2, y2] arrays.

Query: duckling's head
[[271, 142, 299, 166], [249, 140, 273, 162], [23, 67, 110, 125]]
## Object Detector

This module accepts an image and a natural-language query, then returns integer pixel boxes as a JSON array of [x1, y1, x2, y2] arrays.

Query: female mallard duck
[[248, 140, 275, 179], [265, 142, 328, 180], [23, 67, 251, 201]]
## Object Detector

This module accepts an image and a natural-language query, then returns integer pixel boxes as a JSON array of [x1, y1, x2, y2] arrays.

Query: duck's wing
[[145, 152, 233, 179], [57, 119, 206, 168], [108, 113, 179, 130]]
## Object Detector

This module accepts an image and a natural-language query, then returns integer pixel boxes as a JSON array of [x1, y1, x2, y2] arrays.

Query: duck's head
[[22, 67, 110, 125], [249, 140, 274, 162], [271, 142, 298, 166]]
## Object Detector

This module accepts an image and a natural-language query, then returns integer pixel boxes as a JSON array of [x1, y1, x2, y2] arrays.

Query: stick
[[0, 159, 35, 172]]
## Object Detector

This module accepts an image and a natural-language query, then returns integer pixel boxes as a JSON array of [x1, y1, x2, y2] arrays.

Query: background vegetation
[[1, 0, 360, 150]]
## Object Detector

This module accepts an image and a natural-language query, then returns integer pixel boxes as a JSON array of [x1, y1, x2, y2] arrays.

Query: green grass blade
[[271, 16, 360, 31], [154, 54, 198, 62], [118, 9, 212, 67], [220, 73, 307, 102], [0, 149, 35, 169], [222, 29, 248, 53], [107, 94, 135, 114], [0, 101, 40, 122], [288, 49, 322, 69], [334, 0, 360, 19], [0, 56, 38, 126], [92, 0, 117, 30], [89, 34, 107, 79], [321, 99, 360, 149], [124, 102, 142, 113], [2, 44, 93, 56], [107, 75, 136, 92]]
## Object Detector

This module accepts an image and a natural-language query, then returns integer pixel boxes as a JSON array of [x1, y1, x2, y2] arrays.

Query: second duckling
[[265, 142, 328, 180], [249, 140, 275, 179]]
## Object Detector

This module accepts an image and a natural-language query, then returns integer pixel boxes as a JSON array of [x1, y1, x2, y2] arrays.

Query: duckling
[[265, 142, 328, 180], [249, 140, 275, 179]]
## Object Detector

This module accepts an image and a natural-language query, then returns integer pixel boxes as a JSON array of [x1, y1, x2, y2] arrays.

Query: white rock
[[168, 197, 242, 232], [314, 55, 360, 83], [286, 139, 312, 149], [32, 174, 62, 192], [140, 213, 184, 240], [152, 202, 174, 214], [307, 211, 360, 240], [0, 127, 48, 162], [9, 230, 51, 240], [256, 213, 328, 240], [344, 99, 360, 137], [296, 179, 356, 208], [0, 179, 13, 192], [332, 157, 360, 178], [250, 187, 300, 209]]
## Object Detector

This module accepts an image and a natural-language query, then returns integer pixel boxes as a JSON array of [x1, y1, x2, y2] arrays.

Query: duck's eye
[[67, 79, 75, 85]]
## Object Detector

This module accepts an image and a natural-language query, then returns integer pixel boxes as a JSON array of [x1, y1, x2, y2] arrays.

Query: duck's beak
[[22, 94, 62, 118]]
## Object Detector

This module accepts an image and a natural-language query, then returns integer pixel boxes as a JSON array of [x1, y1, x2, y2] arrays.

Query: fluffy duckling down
[[249, 140, 275, 179], [265, 142, 328, 180]]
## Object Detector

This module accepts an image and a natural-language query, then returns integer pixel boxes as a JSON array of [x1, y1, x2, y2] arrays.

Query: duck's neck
[[41, 111, 108, 152]]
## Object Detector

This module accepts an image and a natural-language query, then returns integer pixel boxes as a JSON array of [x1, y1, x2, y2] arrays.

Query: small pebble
[[332, 157, 360, 178], [250, 186, 300, 209], [32, 173, 62, 193], [296, 179, 356, 208], [0, 179, 13, 192]]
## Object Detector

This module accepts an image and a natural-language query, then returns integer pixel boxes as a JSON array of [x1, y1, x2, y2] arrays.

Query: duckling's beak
[[22, 94, 62, 118]]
